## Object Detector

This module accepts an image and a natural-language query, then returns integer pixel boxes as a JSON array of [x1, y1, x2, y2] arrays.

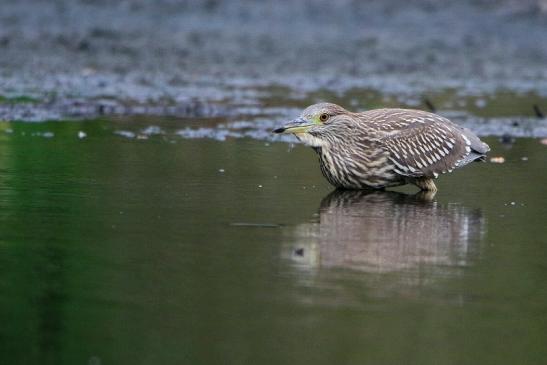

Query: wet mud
[[1, 0, 547, 137]]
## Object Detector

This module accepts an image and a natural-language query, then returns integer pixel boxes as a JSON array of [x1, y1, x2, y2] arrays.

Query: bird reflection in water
[[285, 190, 485, 274]]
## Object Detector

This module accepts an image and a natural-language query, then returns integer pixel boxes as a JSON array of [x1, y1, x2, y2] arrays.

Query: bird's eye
[[319, 113, 329, 122]]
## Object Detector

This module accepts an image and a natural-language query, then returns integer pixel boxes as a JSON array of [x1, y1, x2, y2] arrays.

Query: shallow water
[[0, 120, 546, 364]]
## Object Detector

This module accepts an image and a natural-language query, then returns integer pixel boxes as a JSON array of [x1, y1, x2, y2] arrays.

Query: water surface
[[0, 120, 546, 364]]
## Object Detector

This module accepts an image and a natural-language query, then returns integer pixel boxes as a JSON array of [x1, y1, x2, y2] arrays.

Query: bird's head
[[273, 103, 352, 147]]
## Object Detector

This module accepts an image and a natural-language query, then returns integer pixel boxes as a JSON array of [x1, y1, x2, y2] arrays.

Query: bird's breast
[[317, 145, 400, 189]]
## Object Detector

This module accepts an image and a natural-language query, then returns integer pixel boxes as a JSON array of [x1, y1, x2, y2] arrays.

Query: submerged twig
[[533, 104, 545, 119], [423, 98, 436, 112]]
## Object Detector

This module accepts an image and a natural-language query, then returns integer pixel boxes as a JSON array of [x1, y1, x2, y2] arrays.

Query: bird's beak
[[273, 117, 314, 134]]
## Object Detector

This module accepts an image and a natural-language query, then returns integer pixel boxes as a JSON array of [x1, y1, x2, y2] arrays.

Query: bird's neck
[[294, 133, 328, 148]]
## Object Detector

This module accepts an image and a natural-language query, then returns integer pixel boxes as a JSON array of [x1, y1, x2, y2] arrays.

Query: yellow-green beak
[[273, 117, 314, 134]]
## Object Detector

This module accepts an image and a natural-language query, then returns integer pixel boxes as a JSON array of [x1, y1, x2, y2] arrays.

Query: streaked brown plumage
[[273, 103, 490, 192]]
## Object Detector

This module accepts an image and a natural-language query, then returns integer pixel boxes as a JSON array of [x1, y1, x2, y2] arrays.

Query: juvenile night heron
[[273, 103, 490, 192]]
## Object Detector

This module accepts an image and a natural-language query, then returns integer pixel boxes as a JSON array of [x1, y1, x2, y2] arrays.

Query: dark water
[[0, 120, 546, 365]]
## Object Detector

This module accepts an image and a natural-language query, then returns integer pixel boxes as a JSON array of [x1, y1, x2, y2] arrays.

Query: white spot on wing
[[390, 158, 409, 172]]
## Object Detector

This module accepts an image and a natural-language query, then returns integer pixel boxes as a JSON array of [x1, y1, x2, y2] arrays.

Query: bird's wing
[[370, 109, 485, 178]]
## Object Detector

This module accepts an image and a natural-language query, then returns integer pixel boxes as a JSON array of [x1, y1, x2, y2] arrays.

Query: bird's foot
[[413, 178, 438, 193]]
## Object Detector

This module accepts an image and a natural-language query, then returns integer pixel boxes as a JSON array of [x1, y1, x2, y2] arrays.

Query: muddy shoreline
[[1, 0, 547, 134]]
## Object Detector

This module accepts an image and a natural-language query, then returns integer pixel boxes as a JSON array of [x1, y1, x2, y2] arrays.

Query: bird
[[273, 103, 490, 192]]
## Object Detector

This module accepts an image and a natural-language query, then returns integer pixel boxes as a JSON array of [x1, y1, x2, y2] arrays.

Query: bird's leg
[[413, 178, 438, 192]]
